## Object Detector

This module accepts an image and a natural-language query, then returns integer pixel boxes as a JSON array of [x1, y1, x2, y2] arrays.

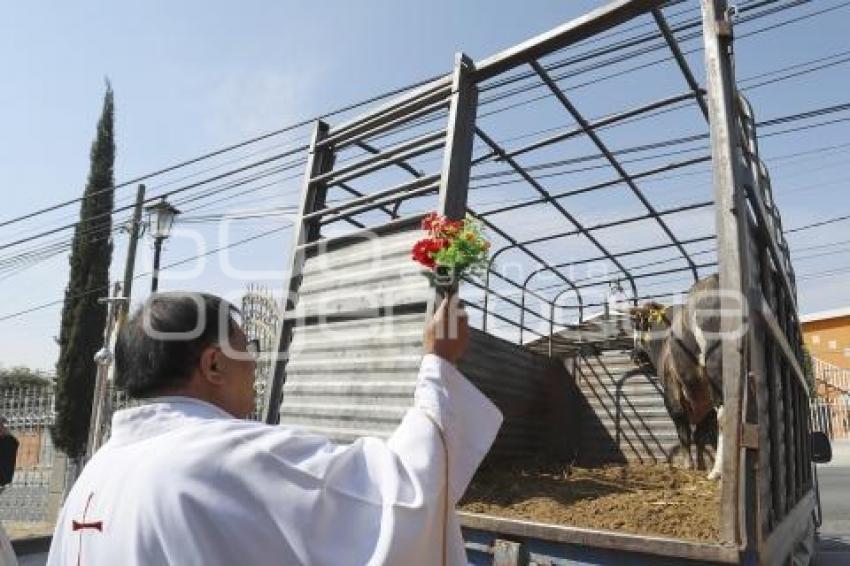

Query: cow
[[630, 274, 724, 480]]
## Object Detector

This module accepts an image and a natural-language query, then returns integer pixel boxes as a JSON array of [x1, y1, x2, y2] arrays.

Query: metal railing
[[811, 397, 850, 440], [812, 357, 850, 394], [0, 385, 63, 524], [242, 285, 282, 421]]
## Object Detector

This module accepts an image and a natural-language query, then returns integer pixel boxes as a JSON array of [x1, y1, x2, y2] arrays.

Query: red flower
[[421, 212, 440, 231], [412, 211, 491, 276], [445, 219, 463, 232], [412, 238, 437, 268], [412, 237, 450, 269]]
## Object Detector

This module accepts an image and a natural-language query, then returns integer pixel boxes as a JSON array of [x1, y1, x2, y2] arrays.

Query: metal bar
[[747, 121, 776, 540], [519, 262, 634, 343], [485, 199, 711, 329], [458, 511, 741, 564], [438, 53, 479, 221], [475, 126, 638, 305], [474, 0, 666, 81], [499, 90, 702, 161], [738, 96, 797, 311], [702, 0, 747, 546], [531, 60, 700, 281], [529, 235, 715, 275], [566, 261, 716, 292], [265, 121, 334, 425], [472, 211, 583, 331], [761, 491, 816, 566], [355, 140, 423, 178], [514, 200, 713, 248], [320, 183, 439, 227], [552, 288, 583, 321], [337, 183, 395, 220], [463, 277, 549, 323], [481, 259, 556, 310], [296, 213, 424, 254], [765, 263, 787, 521], [751, 292, 808, 397], [780, 293, 798, 514], [325, 97, 449, 152], [479, 154, 711, 218], [652, 8, 710, 121], [305, 174, 440, 221], [325, 76, 452, 143], [342, 217, 366, 229], [558, 289, 695, 311], [312, 130, 444, 185], [463, 300, 546, 339]]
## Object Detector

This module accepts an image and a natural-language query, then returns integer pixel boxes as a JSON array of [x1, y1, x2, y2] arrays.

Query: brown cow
[[631, 274, 724, 479]]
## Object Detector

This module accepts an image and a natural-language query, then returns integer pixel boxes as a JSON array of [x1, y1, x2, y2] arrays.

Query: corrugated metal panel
[[573, 349, 682, 465], [279, 224, 575, 460], [279, 227, 429, 442], [460, 330, 575, 461]]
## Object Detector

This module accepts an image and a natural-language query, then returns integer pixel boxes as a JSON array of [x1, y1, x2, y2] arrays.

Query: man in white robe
[[47, 292, 501, 566]]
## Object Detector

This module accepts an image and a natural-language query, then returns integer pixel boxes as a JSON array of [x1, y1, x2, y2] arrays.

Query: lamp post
[[145, 198, 180, 292]]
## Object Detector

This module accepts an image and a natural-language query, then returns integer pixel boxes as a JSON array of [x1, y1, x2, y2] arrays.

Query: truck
[[265, 1, 831, 563]]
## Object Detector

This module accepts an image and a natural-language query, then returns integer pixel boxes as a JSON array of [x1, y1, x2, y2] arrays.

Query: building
[[801, 307, 850, 370]]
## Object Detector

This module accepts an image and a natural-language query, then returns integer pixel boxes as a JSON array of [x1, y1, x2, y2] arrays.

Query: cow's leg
[[693, 410, 717, 471], [708, 405, 724, 480], [671, 414, 695, 469]]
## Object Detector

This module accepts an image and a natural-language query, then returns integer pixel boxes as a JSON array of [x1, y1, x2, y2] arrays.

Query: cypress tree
[[52, 83, 115, 460]]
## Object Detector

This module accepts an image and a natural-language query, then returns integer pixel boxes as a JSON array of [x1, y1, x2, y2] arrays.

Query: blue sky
[[1, 0, 849, 370]]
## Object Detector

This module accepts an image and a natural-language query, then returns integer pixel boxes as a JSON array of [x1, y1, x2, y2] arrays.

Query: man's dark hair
[[115, 292, 240, 398]]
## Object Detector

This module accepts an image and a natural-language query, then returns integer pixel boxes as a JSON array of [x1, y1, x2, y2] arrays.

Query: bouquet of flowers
[[411, 212, 490, 296]]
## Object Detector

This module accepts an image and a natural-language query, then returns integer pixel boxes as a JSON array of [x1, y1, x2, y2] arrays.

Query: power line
[[471, 0, 820, 121], [0, 223, 294, 323], [786, 214, 850, 234], [0, 0, 813, 235], [2, 0, 845, 316], [0, 149, 307, 253], [0, 69, 453, 231]]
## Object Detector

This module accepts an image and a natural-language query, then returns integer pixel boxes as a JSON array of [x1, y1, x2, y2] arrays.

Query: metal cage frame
[[267, 1, 815, 562]]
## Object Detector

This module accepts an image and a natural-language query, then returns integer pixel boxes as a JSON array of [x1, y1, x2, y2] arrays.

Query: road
[[17, 552, 47, 566], [815, 439, 850, 565]]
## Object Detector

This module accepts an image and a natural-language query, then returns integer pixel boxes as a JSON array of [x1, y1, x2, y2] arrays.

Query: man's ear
[[199, 346, 226, 385]]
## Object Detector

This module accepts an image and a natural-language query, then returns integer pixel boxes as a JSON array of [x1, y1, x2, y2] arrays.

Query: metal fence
[[810, 357, 850, 440], [0, 385, 63, 523], [242, 285, 281, 420], [812, 356, 850, 393], [811, 398, 850, 441]]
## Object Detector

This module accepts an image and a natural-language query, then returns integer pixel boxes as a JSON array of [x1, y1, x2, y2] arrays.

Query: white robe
[[46, 355, 502, 566]]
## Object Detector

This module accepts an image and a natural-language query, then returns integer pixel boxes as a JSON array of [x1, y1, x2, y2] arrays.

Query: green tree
[[0, 366, 52, 388], [52, 83, 115, 460]]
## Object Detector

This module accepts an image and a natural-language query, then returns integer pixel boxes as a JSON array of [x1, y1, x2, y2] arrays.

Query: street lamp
[[145, 198, 180, 292]]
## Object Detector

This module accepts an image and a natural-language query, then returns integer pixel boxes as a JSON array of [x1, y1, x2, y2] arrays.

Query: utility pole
[[85, 184, 145, 461], [122, 185, 145, 306], [86, 283, 124, 462]]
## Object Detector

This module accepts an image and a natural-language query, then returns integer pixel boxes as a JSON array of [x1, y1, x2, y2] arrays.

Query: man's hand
[[424, 295, 469, 365]]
